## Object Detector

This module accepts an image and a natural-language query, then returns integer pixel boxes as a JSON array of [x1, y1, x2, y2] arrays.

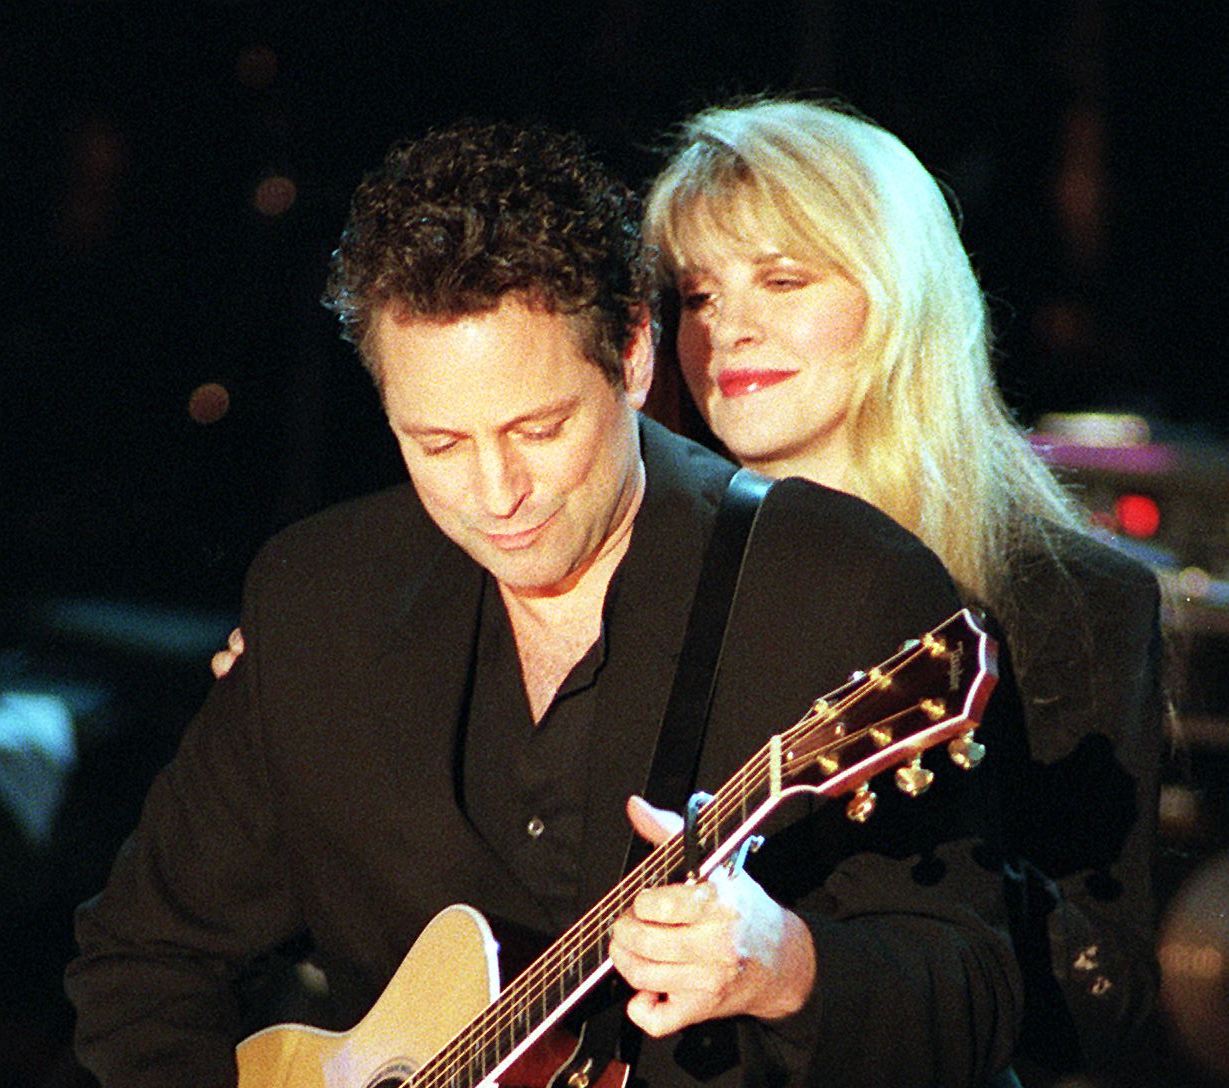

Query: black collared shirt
[[462, 574, 612, 932]]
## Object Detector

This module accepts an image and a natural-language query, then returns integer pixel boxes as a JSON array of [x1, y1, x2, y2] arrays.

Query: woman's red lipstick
[[716, 369, 799, 398]]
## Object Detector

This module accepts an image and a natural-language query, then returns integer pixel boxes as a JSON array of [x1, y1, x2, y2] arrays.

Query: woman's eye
[[765, 274, 808, 290], [680, 291, 713, 311]]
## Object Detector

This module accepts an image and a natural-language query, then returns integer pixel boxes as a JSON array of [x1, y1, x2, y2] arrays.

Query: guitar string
[[407, 624, 977, 1088]]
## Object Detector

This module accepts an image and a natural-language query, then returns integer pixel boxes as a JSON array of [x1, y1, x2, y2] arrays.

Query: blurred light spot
[[0, 692, 77, 847], [189, 382, 230, 425], [36, 597, 238, 662], [57, 114, 129, 252], [254, 174, 297, 217], [1160, 941, 1225, 981], [1035, 412, 1151, 447], [236, 44, 278, 89], [1178, 566, 1212, 600], [1114, 493, 1161, 538], [1159, 850, 1229, 1082], [1159, 783, 1202, 840]]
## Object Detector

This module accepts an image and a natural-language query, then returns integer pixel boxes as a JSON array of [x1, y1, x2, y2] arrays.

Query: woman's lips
[[716, 369, 799, 398]]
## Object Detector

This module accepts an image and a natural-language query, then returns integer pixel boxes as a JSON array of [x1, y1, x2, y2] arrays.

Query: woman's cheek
[[675, 320, 712, 394]]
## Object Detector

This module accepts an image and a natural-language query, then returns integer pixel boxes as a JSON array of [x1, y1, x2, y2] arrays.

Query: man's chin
[[463, 541, 575, 595]]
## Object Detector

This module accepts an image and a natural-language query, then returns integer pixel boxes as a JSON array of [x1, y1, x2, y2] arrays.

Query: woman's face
[[674, 237, 869, 486]]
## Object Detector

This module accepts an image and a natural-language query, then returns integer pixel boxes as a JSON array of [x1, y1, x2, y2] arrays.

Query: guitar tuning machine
[[947, 730, 986, 770], [567, 1059, 594, 1088], [894, 755, 935, 797], [845, 784, 877, 823]]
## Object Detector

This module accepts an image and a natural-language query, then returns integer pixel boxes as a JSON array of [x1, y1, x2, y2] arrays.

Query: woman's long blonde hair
[[644, 97, 1086, 617]]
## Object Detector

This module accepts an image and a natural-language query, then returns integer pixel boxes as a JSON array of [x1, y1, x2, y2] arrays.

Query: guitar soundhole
[[364, 1060, 417, 1088]]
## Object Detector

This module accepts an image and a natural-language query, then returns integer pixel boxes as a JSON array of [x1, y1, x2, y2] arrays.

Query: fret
[[493, 1019, 515, 1066], [465, 1045, 485, 1085]]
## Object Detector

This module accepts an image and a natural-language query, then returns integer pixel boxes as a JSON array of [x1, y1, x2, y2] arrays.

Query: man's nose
[[474, 441, 530, 518]]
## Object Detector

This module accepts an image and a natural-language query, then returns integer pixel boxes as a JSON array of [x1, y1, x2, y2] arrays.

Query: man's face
[[374, 296, 652, 595]]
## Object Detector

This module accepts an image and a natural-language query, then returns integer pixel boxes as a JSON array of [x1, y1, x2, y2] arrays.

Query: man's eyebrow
[[402, 395, 582, 437]]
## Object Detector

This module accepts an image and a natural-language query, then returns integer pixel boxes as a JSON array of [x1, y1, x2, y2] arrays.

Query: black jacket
[[985, 531, 1164, 1084]]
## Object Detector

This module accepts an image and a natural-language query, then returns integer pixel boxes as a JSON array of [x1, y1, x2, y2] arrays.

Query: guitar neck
[[414, 766, 778, 1088]]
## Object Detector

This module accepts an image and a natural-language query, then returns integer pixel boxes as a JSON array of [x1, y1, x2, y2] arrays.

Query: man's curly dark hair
[[322, 120, 653, 386]]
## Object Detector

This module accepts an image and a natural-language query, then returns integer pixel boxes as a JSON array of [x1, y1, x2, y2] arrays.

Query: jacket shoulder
[[245, 484, 437, 595], [1014, 525, 1161, 614], [756, 475, 960, 607]]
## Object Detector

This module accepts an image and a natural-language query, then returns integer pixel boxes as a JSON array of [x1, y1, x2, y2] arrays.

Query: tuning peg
[[869, 724, 893, 747], [816, 752, 840, 776], [948, 731, 986, 770], [895, 756, 935, 797], [921, 632, 948, 657], [866, 666, 891, 690], [845, 784, 877, 823], [920, 697, 947, 722]]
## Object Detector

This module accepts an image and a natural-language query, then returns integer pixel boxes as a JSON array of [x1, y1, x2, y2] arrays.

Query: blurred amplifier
[[1033, 412, 1229, 750], [1032, 412, 1229, 579]]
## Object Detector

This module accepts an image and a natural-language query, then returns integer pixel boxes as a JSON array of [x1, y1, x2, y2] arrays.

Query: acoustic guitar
[[237, 608, 998, 1088]]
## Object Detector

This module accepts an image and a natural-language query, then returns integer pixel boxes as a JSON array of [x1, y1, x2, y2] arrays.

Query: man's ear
[[621, 308, 655, 410]]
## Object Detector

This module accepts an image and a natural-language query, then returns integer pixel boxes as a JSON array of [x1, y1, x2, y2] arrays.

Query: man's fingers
[[624, 988, 717, 1039], [625, 795, 683, 847], [611, 942, 740, 996]]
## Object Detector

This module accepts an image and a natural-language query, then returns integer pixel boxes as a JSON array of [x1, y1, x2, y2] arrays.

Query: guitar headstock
[[777, 608, 998, 822]]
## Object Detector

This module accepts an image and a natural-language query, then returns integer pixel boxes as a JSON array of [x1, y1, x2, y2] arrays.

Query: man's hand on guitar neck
[[608, 796, 817, 1038]]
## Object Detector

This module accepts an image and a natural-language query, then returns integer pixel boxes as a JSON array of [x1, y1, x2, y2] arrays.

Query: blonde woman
[[644, 98, 1164, 1087]]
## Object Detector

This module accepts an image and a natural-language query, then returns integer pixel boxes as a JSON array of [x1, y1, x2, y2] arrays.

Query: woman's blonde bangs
[[649, 152, 863, 291]]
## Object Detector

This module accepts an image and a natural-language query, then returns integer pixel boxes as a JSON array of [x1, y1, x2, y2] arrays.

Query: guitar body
[[237, 904, 500, 1088]]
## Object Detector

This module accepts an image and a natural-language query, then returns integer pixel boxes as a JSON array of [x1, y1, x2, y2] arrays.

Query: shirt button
[[527, 816, 545, 839]]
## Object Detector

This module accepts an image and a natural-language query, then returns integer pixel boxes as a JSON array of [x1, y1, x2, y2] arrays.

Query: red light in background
[[188, 382, 230, 425], [254, 175, 296, 217], [1115, 493, 1161, 538]]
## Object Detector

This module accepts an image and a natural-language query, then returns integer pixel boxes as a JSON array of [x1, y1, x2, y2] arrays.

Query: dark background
[[3, 2, 1228, 1086]]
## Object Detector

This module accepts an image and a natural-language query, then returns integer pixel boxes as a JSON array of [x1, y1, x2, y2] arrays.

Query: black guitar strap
[[556, 466, 772, 1088], [629, 465, 773, 864]]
